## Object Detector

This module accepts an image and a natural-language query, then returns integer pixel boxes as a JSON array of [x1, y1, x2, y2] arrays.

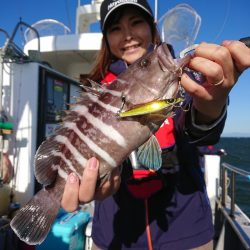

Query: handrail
[[221, 162, 250, 217], [8, 20, 40, 53], [2, 20, 40, 62], [222, 163, 250, 177]]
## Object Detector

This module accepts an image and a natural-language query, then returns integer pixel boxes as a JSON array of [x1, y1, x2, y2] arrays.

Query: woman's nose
[[123, 28, 133, 41]]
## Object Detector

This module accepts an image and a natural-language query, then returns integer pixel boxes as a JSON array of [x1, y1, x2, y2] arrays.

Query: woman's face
[[106, 7, 153, 65]]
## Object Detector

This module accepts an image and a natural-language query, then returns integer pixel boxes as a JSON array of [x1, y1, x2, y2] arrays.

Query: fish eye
[[140, 58, 150, 68], [167, 98, 174, 103]]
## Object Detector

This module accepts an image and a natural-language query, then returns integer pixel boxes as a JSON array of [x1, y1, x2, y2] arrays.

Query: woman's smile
[[122, 44, 140, 52]]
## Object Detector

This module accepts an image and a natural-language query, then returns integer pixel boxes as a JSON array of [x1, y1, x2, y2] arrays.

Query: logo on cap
[[108, 0, 138, 11]]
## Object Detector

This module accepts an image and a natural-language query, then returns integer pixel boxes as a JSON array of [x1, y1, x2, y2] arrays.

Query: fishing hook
[[117, 93, 126, 114]]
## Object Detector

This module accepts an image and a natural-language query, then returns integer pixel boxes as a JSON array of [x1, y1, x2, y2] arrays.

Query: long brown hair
[[87, 7, 162, 83]]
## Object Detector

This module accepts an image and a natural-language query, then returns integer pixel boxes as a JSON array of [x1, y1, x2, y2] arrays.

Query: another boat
[[0, 1, 250, 249]]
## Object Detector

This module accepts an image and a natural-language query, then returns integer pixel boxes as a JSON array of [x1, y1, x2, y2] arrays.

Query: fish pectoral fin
[[137, 135, 162, 171], [10, 187, 61, 245]]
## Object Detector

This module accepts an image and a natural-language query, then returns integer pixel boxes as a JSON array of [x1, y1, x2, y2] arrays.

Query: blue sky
[[1, 0, 250, 136]]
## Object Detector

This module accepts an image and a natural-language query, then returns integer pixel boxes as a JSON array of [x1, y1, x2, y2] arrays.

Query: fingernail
[[88, 157, 98, 170], [68, 172, 77, 184]]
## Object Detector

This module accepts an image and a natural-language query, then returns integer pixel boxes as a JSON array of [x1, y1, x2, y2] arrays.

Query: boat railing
[[0, 20, 40, 64], [214, 162, 250, 250], [220, 162, 250, 218]]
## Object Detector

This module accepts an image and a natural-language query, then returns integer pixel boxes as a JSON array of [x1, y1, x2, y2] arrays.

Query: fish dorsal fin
[[80, 79, 106, 97], [137, 135, 162, 170]]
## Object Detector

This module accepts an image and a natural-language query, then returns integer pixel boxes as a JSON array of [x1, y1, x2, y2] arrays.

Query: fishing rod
[[240, 37, 250, 48]]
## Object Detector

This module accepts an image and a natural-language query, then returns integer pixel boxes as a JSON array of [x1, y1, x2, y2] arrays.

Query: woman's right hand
[[181, 40, 250, 124], [61, 157, 121, 212]]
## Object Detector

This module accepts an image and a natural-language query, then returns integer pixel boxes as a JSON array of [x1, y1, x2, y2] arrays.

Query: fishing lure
[[118, 97, 184, 117]]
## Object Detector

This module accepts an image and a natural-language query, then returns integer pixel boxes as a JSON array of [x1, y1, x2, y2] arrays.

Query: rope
[[145, 198, 153, 250]]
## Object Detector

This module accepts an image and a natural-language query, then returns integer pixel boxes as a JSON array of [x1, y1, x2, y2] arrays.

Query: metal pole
[[0, 44, 5, 186], [222, 167, 227, 206], [129, 151, 141, 169], [230, 172, 236, 218], [154, 0, 158, 22]]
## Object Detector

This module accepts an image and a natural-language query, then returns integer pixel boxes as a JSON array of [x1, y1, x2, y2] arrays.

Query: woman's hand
[[61, 157, 121, 212], [180, 40, 250, 124]]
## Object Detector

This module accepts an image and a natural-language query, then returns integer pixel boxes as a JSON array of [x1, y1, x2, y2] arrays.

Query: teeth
[[124, 45, 138, 51]]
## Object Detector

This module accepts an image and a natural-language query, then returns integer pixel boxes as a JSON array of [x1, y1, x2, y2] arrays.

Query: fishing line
[[211, 0, 231, 43]]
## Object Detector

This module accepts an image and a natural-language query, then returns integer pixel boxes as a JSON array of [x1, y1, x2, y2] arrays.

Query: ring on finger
[[211, 76, 224, 86]]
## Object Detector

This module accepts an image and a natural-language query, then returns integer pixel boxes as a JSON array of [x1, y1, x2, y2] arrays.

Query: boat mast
[[76, 0, 104, 34]]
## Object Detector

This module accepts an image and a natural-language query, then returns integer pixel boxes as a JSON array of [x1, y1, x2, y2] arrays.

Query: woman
[[61, 0, 250, 249]]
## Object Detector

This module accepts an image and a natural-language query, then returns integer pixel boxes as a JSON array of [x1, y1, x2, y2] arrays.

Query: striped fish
[[10, 43, 190, 245]]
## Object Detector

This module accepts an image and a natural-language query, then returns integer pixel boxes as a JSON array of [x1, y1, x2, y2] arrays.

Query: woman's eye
[[133, 20, 142, 25], [108, 26, 120, 33], [132, 19, 144, 26], [140, 58, 151, 68]]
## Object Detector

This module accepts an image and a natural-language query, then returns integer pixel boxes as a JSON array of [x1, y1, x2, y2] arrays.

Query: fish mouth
[[157, 43, 176, 72]]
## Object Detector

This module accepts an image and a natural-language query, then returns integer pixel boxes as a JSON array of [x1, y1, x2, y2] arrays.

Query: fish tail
[[10, 187, 61, 245]]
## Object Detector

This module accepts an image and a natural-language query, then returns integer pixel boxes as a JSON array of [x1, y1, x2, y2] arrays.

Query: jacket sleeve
[[174, 99, 227, 146]]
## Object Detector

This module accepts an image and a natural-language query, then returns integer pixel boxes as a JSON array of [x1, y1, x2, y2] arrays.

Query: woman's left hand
[[61, 157, 121, 212], [180, 40, 250, 124]]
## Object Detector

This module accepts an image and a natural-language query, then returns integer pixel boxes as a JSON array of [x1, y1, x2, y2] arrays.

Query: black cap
[[100, 0, 154, 31]]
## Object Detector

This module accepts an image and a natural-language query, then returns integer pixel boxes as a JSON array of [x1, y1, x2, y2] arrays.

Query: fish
[[10, 43, 190, 245]]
